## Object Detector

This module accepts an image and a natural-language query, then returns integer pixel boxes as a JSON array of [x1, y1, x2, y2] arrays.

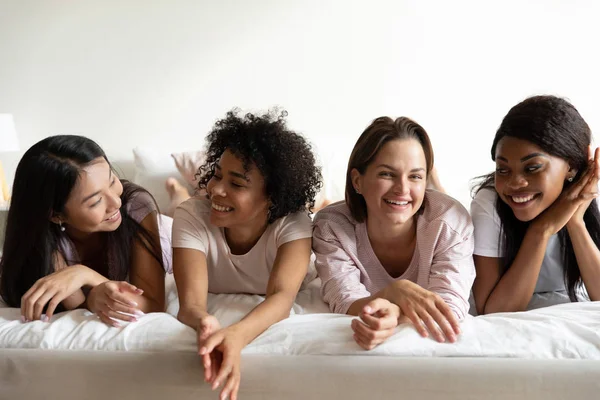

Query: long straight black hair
[[474, 95, 600, 301], [0, 135, 164, 308]]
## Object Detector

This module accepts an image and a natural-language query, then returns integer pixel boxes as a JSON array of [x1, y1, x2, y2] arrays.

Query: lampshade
[[0, 114, 19, 152]]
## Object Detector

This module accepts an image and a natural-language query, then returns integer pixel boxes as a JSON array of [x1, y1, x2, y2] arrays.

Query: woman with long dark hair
[[471, 95, 600, 314], [0, 135, 170, 326]]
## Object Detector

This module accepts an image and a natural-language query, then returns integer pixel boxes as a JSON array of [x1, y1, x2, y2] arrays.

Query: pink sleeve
[[313, 219, 371, 314], [427, 222, 476, 320], [127, 191, 157, 223]]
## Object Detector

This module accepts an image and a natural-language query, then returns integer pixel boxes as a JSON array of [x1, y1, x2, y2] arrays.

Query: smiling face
[[494, 136, 576, 221], [352, 138, 427, 226], [205, 149, 270, 229], [59, 158, 124, 234]]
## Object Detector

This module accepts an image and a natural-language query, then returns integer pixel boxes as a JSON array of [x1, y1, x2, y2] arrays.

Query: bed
[[2, 275, 600, 400]]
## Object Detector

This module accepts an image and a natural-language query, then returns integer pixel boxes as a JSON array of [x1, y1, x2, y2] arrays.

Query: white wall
[[1, 0, 599, 207]]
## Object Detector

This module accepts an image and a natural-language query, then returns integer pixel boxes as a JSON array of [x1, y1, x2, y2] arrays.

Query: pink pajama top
[[312, 189, 475, 319]]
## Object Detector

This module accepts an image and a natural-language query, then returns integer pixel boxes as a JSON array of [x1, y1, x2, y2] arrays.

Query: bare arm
[[22, 251, 109, 321], [231, 238, 311, 344], [473, 226, 549, 314], [173, 247, 210, 328], [128, 211, 166, 313], [567, 220, 600, 300]]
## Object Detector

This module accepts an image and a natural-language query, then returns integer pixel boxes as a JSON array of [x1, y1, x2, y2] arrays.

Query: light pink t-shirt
[[313, 189, 476, 319], [172, 197, 314, 294], [59, 191, 173, 273]]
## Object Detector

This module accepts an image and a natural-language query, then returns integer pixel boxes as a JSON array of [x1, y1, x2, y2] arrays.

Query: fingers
[[103, 309, 138, 322], [210, 352, 221, 384], [202, 353, 212, 382], [22, 287, 53, 322], [200, 331, 223, 355], [427, 306, 457, 343], [21, 282, 44, 321], [360, 310, 398, 331], [105, 301, 143, 317], [231, 380, 240, 400], [117, 281, 144, 295], [403, 308, 429, 338], [98, 311, 121, 327], [220, 365, 240, 400], [353, 331, 376, 350], [437, 300, 461, 335], [351, 319, 395, 349], [31, 289, 57, 321], [418, 310, 446, 343], [212, 350, 239, 399], [44, 294, 64, 320], [106, 288, 139, 308]]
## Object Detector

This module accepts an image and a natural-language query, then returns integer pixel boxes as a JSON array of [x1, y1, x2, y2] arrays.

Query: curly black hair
[[196, 108, 323, 223]]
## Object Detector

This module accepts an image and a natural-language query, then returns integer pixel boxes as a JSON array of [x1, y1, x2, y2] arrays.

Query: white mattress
[[1, 276, 600, 399]]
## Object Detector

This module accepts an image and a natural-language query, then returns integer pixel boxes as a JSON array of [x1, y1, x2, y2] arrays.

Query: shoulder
[[173, 196, 211, 224], [270, 210, 314, 245], [313, 201, 359, 240], [420, 189, 472, 234], [471, 187, 498, 209], [122, 182, 157, 216], [470, 187, 500, 222]]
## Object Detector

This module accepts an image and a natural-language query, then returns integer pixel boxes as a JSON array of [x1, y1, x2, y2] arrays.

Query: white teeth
[[511, 194, 535, 203], [212, 203, 233, 212], [107, 211, 119, 221], [385, 200, 409, 206]]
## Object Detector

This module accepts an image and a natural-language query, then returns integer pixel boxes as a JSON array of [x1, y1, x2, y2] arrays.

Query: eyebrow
[[496, 153, 548, 163], [81, 169, 112, 204], [376, 164, 426, 173], [215, 164, 249, 181]]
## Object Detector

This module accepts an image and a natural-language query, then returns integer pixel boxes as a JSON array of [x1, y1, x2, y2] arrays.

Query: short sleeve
[[275, 212, 313, 248], [172, 200, 209, 254], [470, 188, 504, 258], [127, 190, 158, 224]]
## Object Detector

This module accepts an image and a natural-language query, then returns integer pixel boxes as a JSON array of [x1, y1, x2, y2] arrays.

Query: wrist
[[177, 307, 209, 329], [528, 221, 554, 241], [567, 218, 586, 232], [76, 264, 108, 288], [229, 321, 253, 346]]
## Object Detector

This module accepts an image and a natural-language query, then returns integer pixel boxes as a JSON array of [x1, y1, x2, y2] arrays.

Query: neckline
[[221, 225, 271, 257], [358, 220, 419, 280]]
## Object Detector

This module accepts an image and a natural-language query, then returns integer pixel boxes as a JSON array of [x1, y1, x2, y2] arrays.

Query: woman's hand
[[351, 298, 400, 350], [87, 281, 144, 327], [196, 314, 222, 382], [570, 146, 600, 225], [21, 264, 90, 322], [382, 280, 460, 343], [199, 325, 245, 400], [534, 147, 600, 236]]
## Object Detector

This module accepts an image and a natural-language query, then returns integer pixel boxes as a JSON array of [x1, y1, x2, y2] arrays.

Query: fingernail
[[199, 347, 206, 355], [364, 306, 372, 313], [20, 315, 26, 323], [128, 301, 138, 307], [133, 310, 145, 317], [41, 314, 49, 322], [212, 381, 220, 390]]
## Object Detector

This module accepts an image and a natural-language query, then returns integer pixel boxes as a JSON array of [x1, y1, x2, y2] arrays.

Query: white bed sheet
[[1, 275, 599, 359]]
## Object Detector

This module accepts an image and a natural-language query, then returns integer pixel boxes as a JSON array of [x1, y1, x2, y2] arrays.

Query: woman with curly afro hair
[[172, 108, 322, 400]]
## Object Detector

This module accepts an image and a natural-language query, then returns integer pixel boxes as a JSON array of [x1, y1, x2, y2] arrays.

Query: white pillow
[[132, 147, 182, 213]]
